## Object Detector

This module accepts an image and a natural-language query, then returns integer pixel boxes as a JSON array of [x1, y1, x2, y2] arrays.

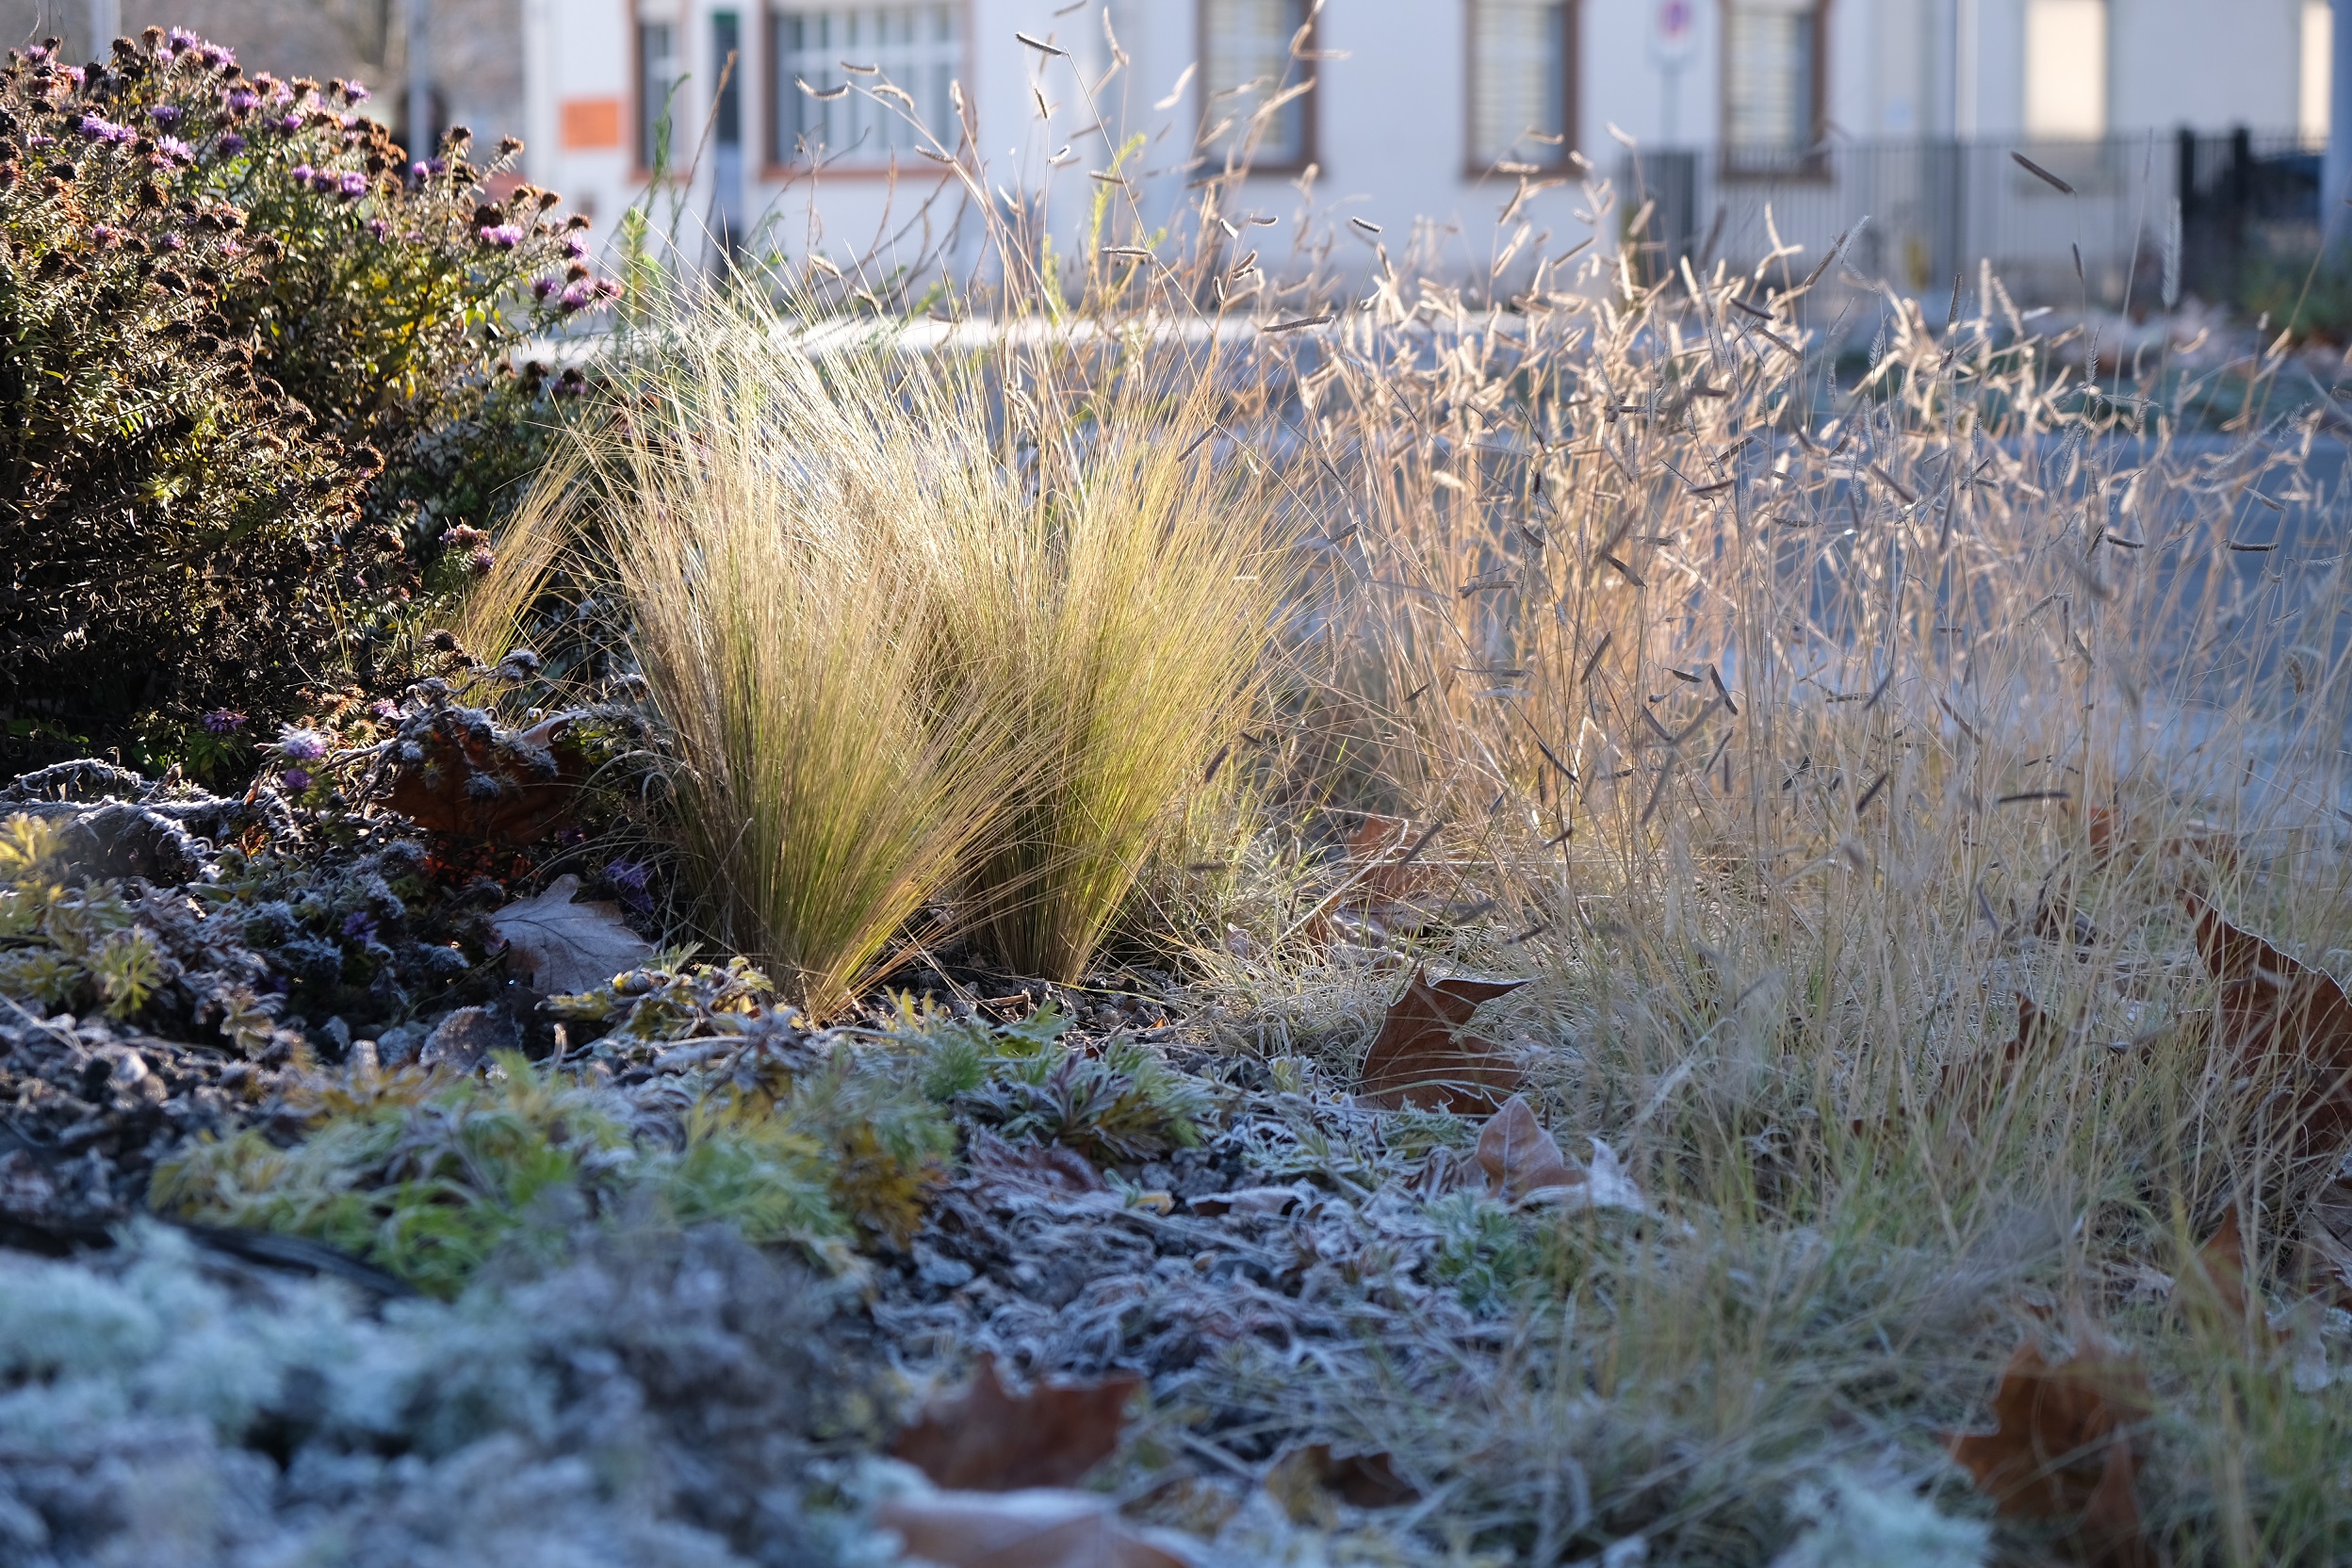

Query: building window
[[2304, 0, 2332, 147], [769, 5, 961, 167], [1200, 0, 1315, 172], [2022, 0, 2106, 140], [637, 13, 686, 171], [1468, 0, 1576, 171], [1723, 0, 1821, 168]]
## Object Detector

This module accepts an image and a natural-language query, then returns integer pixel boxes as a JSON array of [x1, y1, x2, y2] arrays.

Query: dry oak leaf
[[384, 710, 588, 844], [1475, 1094, 1581, 1202], [1344, 812, 1441, 906], [891, 1354, 1141, 1493], [874, 1487, 1186, 1568], [2171, 1208, 2273, 1343], [2185, 896, 2352, 1150], [1263, 1444, 1418, 1526], [486, 874, 656, 996], [1357, 966, 1530, 1112], [1949, 1342, 2154, 1568]]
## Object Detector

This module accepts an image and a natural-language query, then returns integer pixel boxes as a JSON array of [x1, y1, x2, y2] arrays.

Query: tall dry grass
[[478, 35, 2352, 1552]]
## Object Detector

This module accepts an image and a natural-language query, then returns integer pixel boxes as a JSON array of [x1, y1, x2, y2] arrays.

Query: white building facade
[[518, 0, 2333, 302]]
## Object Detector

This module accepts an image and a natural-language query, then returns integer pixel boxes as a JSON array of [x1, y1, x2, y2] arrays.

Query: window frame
[[1462, 0, 1580, 179], [1717, 0, 1831, 181], [631, 1, 691, 181], [1195, 0, 1321, 179], [762, 2, 972, 179]]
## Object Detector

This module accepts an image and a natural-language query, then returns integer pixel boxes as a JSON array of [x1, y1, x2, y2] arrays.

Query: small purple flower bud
[[150, 105, 180, 124], [559, 280, 594, 312], [337, 170, 368, 198], [408, 160, 429, 183], [478, 223, 523, 248], [225, 88, 257, 111], [562, 236, 589, 260], [531, 275, 558, 300], [340, 910, 379, 943], [280, 767, 314, 793], [201, 708, 248, 736], [593, 277, 623, 301], [279, 112, 304, 132], [274, 725, 332, 762], [288, 162, 314, 182], [219, 132, 245, 155], [367, 217, 388, 238], [24, 44, 46, 62], [160, 232, 185, 251], [468, 547, 497, 574]]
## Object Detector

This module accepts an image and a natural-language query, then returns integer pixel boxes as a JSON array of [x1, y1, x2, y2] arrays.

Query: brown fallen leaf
[[874, 1488, 1186, 1568], [1344, 812, 1439, 906], [2172, 1208, 2272, 1344], [1357, 966, 1529, 1113], [486, 874, 656, 996], [2185, 896, 2352, 1151], [1949, 1342, 2154, 1568], [1935, 993, 2067, 1127], [1263, 1443, 1418, 1524], [1474, 1094, 1583, 1202], [384, 710, 588, 844], [891, 1354, 1140, 1493]]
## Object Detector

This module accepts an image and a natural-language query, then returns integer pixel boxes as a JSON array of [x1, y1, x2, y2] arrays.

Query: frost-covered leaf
[[890, 1354, 1139, 1492], [488, 874, 654, 996]]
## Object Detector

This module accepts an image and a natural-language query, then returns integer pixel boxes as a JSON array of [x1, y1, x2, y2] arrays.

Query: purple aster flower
[[274, 725, 332, 761], [218, 132, 245, 155], [150, 104, 181, 124], [368, 699, 400, 722], [337, 170, 368, 198], [439, 523, 485, 547], [340, 909, 379, 943], [159, 232, 185, 251], [168, 27, 203, 50], [76, 114, 128, 143], [156, 136, 192, 163], [428, 157, 447, 175], [279, 113, 304, 132], [531, 275, 558, 300], [280, 767, 314, 793], [201, 708, 247, 735], [288, 162, 314, 183], [478, 223, 523, 248], [345, 81, 370, 103], [89, 223, 122, 247], [225, 88, 257, 111], [562, 236, 589, 260], [468, 547, 497, 574], [57, 65, 83, 86], [24, 44, 46, 61], [367, 218, 388, 239], [559, 280, 594, 313], [27, 134, 55, 150], [407, 160, 429, 184], [593, 277, 623, 302], [201, 45, 235, 70], [604, 859, 653, 913]]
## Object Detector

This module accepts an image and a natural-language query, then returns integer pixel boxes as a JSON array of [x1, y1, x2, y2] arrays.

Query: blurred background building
[[6, 1, 2342, 310]]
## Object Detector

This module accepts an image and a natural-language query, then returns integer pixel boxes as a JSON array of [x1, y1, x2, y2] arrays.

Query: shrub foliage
[[0, 27, 595, 748]]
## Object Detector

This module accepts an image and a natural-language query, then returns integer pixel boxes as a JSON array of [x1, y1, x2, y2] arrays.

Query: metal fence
[[1618, 130, 2321, 313]]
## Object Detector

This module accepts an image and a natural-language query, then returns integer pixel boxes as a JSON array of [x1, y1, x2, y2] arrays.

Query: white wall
[[524, 0, 2321, 286]]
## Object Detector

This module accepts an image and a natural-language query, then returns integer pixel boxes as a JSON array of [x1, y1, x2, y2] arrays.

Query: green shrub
[[0, 27, 596, 750]]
